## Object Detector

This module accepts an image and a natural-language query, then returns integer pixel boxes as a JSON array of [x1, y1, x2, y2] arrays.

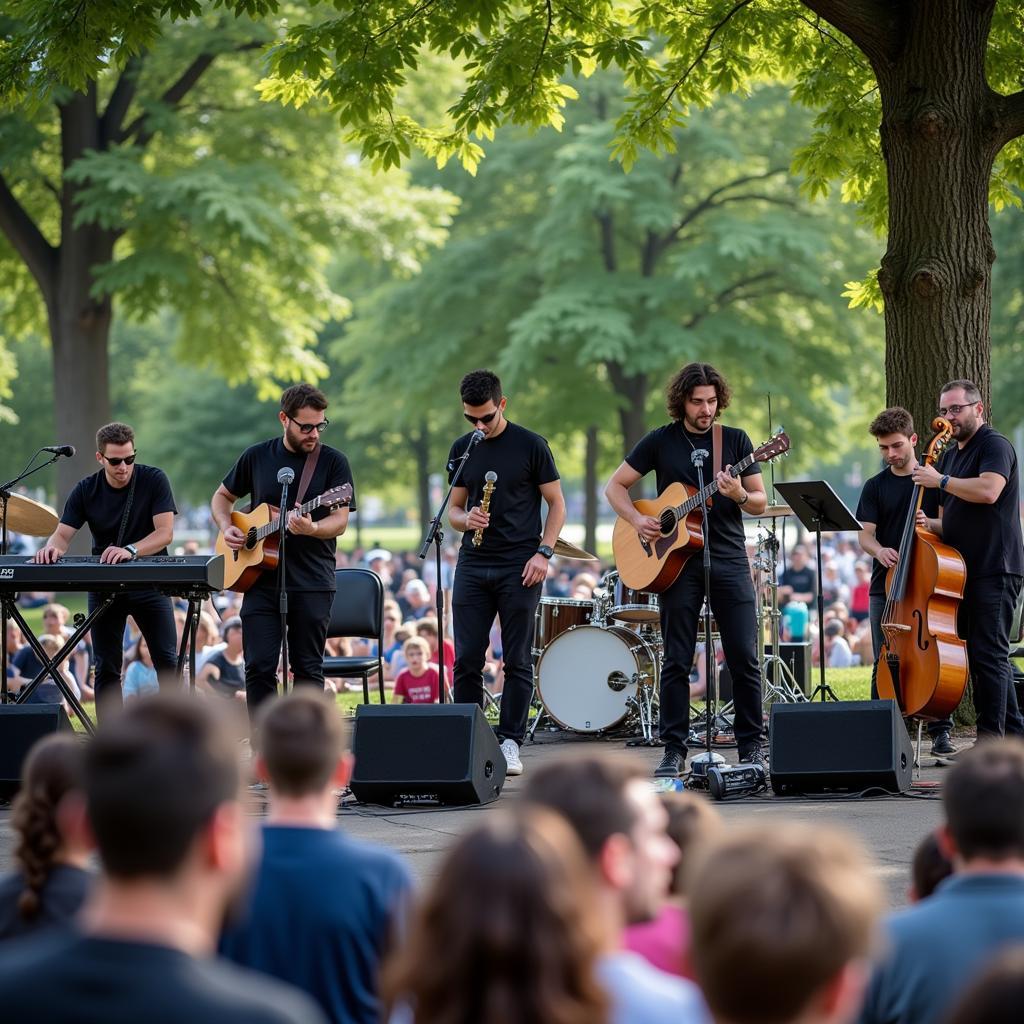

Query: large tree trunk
[[607, 362, 648, 456], [583, 424, 599, 556], [410, 422, 431, 531], [874, 2, 998, 438]]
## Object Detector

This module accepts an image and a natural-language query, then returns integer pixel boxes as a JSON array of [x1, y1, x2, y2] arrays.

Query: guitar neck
[[254, 494, 326, 542], [677, 452, 755, 515]]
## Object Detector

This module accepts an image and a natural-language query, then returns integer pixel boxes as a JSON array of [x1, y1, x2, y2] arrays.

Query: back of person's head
[[11, 734, 86, 921], [85, 695, 240, 879], [382, 809, 609, 1024], [689, 825, 881, 1024], [909, 829, 954, 902], [943, 740, 1024, 862], [256, 691, 346, 798], [661, 792, 723, 898], [945, 946, 1024, 1024]]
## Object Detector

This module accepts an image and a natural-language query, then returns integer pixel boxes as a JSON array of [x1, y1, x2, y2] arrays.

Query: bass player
[[604, 362, 768, 778]]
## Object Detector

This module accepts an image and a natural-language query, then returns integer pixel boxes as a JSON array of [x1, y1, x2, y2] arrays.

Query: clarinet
[[473, 471, 498, 547]]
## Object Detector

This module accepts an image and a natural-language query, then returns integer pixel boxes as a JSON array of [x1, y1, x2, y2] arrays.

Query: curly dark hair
[[11, 733, 85, 921], [460, 369, 502, 407], [665, 363, 731, 422], [95, 422, 134, 452], [382, 809, 610, 1024], [869, 407, 914, 438]]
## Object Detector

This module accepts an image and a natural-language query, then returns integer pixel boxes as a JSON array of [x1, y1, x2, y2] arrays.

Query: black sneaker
[[654, 749, 686, 778], [930, 731, 956, 756], [739, 746, 769, 770]]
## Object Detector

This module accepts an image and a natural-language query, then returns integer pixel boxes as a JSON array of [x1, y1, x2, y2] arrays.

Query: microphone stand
[[276, 469, 293, 694], [688, 447, 725, 787], [419, 431, 483, 704], [0, 449, 63, 704]]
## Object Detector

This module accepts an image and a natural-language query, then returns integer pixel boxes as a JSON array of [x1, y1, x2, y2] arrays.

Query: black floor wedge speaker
[[0, 704, 74, 794], [350, 704, 507, 807], [769, 700, 913, 795]]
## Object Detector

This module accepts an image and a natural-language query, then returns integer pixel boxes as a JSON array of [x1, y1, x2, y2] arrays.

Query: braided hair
[[10, 733, 84, 921]]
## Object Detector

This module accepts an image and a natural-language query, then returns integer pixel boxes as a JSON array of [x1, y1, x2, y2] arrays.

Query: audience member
[[415, 618, 454, 683], [624, 793, 723, 978], [944, 946, 1024, 1024], [825, 619, 854, 668], [780, 546, 816, 605], [859, 741, 1024, 1024], [382, 809, 610, 1024], [392, 637, 440, 704], [522, 754, 710, 1024], [197, 616, 246, 701], [0, 696, 327, 1023], [123, 637, 160, 699], [397, 579, 431, 621], [0, 735, 92, 941], [908, 829, 954, 903], [690, 824, 881, 1024], [221, 692, 411, 1024]]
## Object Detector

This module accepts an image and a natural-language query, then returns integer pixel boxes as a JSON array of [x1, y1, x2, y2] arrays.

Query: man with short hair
[[780, 545, 816, 605], [448, 369, 566, 776], [914, 380, 1024, 740], [0, 696, 326, 1023], [220, 691, 412, 1024], [690, 824, 881, 1024], [34, 422, 179, 718], [522, 754, 709, 1024], [212, 384, 356, 716], [859, 740, 1024, 1024]]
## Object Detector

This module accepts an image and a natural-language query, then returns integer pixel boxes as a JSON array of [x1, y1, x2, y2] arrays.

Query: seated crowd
[[1, 691, 1024, 1024]]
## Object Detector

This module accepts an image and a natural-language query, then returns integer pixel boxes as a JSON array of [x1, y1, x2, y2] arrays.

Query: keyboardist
[[33, 422, 179, 719]]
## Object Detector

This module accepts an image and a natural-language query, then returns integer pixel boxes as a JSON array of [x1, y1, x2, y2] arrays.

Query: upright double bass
[[875, 419, 968, 720]]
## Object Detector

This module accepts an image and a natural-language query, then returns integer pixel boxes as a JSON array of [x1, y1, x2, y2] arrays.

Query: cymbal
[[553, 536, 599, 561], [750, 504, 793, 520], [0, 493, 59, 537]]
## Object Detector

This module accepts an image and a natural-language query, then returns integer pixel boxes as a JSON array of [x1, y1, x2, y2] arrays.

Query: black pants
[[962, 574, 1024, 738], [659, 556, 763, 757], [869, 593, 949, 739], [89, 589, 178, 720], [240, 587, 333, 717], [452, 560, 542, 745]]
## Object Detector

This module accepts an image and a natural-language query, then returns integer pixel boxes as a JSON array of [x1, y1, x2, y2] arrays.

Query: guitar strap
[[114, 470, 138, 549], [295, 443, 321, 507]]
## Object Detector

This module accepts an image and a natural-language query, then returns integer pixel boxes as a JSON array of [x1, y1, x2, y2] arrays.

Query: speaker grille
[[354, 713, 471, 783]]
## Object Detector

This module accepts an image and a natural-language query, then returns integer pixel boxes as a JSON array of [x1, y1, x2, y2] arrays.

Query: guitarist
[[211, 384, 355, 716], [604, 362, 768, 779]]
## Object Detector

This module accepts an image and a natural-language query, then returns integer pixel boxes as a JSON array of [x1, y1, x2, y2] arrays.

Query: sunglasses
[[288, 416, 329, 435], [103, 454, 136, 466], [464, 410, 499, 425]]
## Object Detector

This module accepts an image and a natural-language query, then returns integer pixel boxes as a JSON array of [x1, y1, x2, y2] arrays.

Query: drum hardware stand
[[755, 526, 806, 706]]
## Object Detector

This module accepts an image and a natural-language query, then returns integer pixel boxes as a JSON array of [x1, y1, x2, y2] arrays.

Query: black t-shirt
[[938, 424, 1024, 579], [0, 865, 92, 942], [856, 467, 941, 597], [0, 932, 327, 1023], [625, 422, 761, 564], [780, 564, 817, 598], [205, 650, 245, 698], [447, 422, 560, 567], [61, 465, 176, 555], [223, 439, 355, 592]]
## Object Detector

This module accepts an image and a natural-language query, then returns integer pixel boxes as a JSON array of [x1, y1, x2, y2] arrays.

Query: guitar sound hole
[[659, 509, 677, 535], [245, 530, 258, 550]]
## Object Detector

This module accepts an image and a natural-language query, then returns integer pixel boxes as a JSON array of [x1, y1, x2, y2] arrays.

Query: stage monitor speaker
[[350, 704, 507, 807], [769, 700, 913, 795], [0, 704, 74, 794], [765, 642, 812, 695]]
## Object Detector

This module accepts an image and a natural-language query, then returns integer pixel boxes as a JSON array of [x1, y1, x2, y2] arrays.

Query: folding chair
[[323, 568, 386, 704]]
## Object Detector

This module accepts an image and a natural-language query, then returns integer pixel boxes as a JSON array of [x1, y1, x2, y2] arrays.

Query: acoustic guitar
[[215, 484, 352, 593], [612, 432, 790, 592]]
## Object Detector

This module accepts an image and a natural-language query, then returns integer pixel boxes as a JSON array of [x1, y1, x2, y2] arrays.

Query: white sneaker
[[500, 738, 523, 776]]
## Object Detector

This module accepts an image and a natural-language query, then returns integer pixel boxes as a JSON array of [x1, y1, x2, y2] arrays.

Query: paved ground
[[0, 724, 947, 908]]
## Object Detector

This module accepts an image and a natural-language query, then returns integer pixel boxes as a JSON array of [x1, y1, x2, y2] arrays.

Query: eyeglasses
[[102, 454, 136, 466], [938, 404, 975, 417], [464, 410, 498, 425], [288, 416, 329, 435]]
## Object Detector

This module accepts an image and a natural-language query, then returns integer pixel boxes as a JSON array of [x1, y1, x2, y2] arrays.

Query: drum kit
[[527, 504, 804, 743]]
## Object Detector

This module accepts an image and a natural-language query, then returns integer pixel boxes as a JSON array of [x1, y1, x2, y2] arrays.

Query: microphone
[[469, 429, 485, 446], [43, 445, 76, 458], [277, 467, 295, 484], [690, 448, 709, 467]]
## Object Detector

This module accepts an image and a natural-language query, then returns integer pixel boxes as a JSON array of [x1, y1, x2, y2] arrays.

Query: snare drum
[[533, 597, 594, 656], [536, 624, 657, 733], [606, 569, 660, 624]]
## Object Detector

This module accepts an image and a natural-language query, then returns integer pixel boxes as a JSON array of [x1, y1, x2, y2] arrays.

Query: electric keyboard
[[0, 555, 225, 596]]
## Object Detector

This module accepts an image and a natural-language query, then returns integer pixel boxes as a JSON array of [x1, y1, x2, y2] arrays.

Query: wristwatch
[[124, 543, 139, 560], [537, 545, 554, 559]]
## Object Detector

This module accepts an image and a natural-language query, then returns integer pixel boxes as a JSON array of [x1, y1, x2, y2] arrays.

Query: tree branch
[[798, 0, 904, 66], [595, 211, 617, 272], [682, 271, 778, 330], [102, 54, 145, 145], [997, 88, 1024, 148], [0, 171, 57, 300], [530, 0, 554, 92]]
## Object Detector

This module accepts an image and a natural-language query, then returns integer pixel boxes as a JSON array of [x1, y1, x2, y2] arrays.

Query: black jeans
[[452, 560, 542, 745], [962, 574, 1024, 738], [869, 593, 949, 739], [659, 556, 763, 757], [88, 588, 178, 720], [240, 587, 333, 717]]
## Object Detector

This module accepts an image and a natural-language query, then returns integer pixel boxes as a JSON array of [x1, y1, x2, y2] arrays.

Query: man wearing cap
[[399, 579, 432, 620], [365, 549, 394, 593]]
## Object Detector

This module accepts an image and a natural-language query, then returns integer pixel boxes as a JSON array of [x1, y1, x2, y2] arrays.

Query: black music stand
[[774, 481, 861, 703]]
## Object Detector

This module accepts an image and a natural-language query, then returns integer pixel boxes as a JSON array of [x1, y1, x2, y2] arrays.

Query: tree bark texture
[[583, 424, 599, 556]]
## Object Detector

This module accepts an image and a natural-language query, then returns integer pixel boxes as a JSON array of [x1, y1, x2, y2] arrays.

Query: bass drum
[[537, 625, 657, 733]]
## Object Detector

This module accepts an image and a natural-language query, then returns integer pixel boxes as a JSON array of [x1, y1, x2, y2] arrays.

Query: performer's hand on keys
[[100, 545, 132, 564], [466, 505, 490, 530], [632, 513, 661, 543], [33, 544, 62, 564], [222, 524, 246, 551]]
